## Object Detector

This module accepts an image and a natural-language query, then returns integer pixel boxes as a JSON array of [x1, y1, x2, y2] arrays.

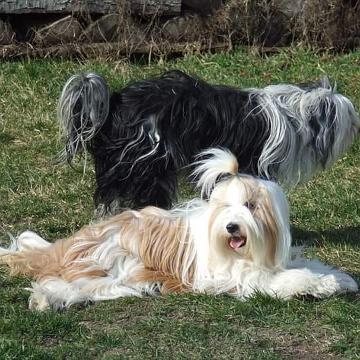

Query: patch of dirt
[[252, 326, 343, 359]]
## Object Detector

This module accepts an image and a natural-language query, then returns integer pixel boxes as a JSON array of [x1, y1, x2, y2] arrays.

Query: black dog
[[58, 70, 359, 214]]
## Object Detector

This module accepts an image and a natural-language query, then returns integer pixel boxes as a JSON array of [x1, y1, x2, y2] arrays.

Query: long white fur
[[192, 148, 239, 198], [0, 149, 358, 310], [58, 73, 110, 162], [249, 81, 360, 187]]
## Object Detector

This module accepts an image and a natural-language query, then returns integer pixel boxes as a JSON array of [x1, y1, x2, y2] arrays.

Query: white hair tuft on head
[[192, 148, 239, 198]]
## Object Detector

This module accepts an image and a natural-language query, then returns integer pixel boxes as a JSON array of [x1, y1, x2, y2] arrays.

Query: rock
[[33, 15, 82, 46], [0, 19, 15, 44], [81, 14, 120, 43], [162, 15, 203, 41], [274, 0, 303, 18], [81, 13, 146, 45], [182, 0, 223, 15]]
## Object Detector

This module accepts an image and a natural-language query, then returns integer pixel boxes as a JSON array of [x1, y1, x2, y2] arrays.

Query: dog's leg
[[27, 277, 138, 311], [28, 276, 158, 311], [75, 276, 158, 301], [133, 171, 177, 209], [267, 260, 358, 299], [28, 291, 51, 311], [27, 255, 158, 310], [0, 231, 51, 255], [74, 257, 159, 302], [17, 231, 51, 251], [28, 277, 89, 311], [94, 161, 177, 212], [97, 165, 177, 211]]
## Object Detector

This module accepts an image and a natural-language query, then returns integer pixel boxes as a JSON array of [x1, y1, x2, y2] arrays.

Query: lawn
[[0, 48, 359, 359]]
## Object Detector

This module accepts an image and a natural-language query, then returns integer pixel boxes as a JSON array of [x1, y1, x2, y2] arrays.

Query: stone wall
[[0, 0, 359, 58]]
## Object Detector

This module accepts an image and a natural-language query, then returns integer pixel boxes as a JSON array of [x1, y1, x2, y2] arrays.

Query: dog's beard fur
[[0, 149, 357, 310], [58, 71, 359, 213]]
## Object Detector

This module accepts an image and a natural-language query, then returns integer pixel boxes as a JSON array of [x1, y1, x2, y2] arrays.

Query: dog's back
[[57, 71, 360, 214]]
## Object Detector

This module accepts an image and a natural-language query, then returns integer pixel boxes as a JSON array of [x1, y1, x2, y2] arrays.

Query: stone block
[[33, 15, 82, 46]]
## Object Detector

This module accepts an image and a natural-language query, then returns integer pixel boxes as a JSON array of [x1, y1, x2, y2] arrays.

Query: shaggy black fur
[[58, 70, 359, 214]]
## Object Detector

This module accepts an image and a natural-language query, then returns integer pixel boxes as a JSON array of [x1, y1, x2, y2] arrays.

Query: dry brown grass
[[1, 0, 360, 60]]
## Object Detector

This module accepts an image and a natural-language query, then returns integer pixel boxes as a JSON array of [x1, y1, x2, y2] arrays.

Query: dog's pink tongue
[[229, 236, 246, 249]]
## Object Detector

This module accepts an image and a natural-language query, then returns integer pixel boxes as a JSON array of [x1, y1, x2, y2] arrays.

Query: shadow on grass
[[292, 226, 360, 249], [293, 226, 360, 278]]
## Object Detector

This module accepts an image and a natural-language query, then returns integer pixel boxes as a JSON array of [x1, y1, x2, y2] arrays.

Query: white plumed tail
[[192, 148, 239, 198], [58, 72, 110, 162]]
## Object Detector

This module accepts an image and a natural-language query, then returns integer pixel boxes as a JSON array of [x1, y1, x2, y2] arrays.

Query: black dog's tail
[[58, 72, 110, 162]]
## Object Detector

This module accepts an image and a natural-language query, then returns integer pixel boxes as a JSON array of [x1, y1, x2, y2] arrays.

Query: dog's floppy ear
[[191, 148, 239, 198]]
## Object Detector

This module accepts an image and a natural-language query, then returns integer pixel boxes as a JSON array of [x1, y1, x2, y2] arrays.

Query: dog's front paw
[[270, 268, 358, 299], [316, 272, 358, 298], [29, 292, 50, 311], [331, 272, 358, 293]]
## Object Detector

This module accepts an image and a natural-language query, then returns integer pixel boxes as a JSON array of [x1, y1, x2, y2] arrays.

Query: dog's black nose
[[226, 223, 239, 234]]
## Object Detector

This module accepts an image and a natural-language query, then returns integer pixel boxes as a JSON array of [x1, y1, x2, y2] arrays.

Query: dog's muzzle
[[226, 223, 247, 249]]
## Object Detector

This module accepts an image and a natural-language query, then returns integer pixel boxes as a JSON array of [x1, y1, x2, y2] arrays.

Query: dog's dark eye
[[244, 201, 256, 211]]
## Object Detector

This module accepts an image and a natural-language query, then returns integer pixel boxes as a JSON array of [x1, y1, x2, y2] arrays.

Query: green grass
[[0, 48, 359, 359]]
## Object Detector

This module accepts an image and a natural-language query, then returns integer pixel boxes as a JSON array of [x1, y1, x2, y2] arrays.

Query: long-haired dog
[[0, 149, 357, 311], [58, 70, 359, 213]]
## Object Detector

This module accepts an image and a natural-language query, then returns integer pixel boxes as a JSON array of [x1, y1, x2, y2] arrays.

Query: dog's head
[[193, 148, 291, 268]]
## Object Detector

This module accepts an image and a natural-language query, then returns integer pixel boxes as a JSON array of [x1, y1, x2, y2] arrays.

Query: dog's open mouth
[[228, 236, 247, 249]]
